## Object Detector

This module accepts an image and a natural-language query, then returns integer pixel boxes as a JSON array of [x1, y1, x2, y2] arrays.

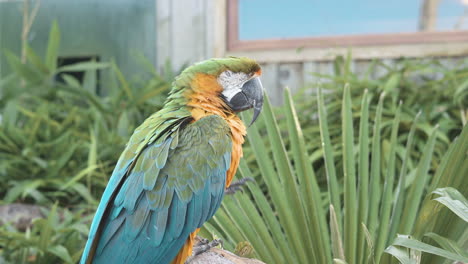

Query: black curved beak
[[226, 77, 264, 126]]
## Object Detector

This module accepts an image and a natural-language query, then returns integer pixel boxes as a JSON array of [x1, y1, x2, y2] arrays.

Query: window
[[228, 0, 468, 52]]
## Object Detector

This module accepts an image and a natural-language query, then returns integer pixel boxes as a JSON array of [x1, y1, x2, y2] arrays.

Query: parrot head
[[216, 58, 263, 126], [170, 57, 264, 126]]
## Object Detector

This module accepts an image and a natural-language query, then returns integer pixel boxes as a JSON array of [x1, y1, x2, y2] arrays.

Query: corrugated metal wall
[[0, 0, 156, 79]]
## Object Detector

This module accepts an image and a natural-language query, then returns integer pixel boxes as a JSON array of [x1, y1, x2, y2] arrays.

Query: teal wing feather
[[80, 114, 232, 264]]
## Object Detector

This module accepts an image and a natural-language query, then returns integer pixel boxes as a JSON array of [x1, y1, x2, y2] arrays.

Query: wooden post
[[419, 0, 440, 32]]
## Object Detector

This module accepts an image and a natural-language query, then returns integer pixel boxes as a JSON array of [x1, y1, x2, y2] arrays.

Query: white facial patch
[[218, 70, 250, 101]]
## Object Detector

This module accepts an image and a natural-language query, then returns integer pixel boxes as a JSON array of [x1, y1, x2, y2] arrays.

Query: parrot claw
[[225, 177, 255, 195], [191, 238, 223, 257], [196, 237, 210, 245]]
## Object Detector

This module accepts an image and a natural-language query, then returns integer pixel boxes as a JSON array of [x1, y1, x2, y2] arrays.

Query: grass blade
[[432, 187, 468, 222], [357, 89, 370, 264], [388, 112, 421, 244], [375, 102, 401, 262], [45, 21, 60, 72], [238, 161, 298, 263], [220, 196, 275, 263], [317, 87, 342, 232], [210, 209, 246, 248], [245, 101, 309, 264], [400, 126, 438, 234], [262, 95, 316, 263], [284, 88, 331, 263], [425, 232, 468, 258], [331, 204, 346, 260], [384, 246, 416, 264], [236, 192, 286, 263], [391, 235, 468, 262], [368, 93, 386, 237], [342, 84, 357, 264]]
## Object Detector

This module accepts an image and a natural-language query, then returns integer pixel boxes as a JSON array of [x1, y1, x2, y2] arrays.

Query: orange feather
[[172, 73, 247, 264], [187, 73, 246, 187]]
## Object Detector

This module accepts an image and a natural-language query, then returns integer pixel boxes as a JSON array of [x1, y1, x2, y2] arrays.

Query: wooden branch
[[187, 248, 265, 264]]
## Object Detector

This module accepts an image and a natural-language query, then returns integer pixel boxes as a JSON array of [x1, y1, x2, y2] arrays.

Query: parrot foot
[[191, 238, 222, 256], [225, 177, 254, 195]]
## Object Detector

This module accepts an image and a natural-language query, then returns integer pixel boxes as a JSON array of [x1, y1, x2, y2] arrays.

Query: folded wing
[[81, 115, 232, 264]]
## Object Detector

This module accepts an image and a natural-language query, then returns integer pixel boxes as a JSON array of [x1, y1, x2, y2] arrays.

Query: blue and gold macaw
[[80, 57, 263, 264]]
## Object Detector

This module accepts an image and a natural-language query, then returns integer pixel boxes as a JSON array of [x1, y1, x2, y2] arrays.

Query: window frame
[[227, 0, 468, 54]]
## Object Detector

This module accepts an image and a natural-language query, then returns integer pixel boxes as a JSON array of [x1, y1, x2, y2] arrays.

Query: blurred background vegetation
[[1, 8, 468, 264]]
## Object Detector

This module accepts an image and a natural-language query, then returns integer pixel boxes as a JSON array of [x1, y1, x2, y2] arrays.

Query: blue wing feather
[[81, 115, 232, 264]]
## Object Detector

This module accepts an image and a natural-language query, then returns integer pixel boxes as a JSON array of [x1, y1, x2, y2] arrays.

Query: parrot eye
[[218, 70, 264, 126], [218, 70, 250, 101]]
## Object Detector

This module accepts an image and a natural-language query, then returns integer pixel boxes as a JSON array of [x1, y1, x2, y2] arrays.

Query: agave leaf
[[317, 87, 342, 232], [424, 232, 468, 258], [375, 102, 401, 262], [368, 93, 385, 238], [356, 90, 369, 264], [262, 95, 316, 263], [399, 126, 438, 234], [342, 84, 358, 264], [284, 88, 331, 263], [431, 187, 468, 222], [384, 246, 417, 264], [388, 111, 421, 244], [239, 161, 298, 263], [330, 204, 346, 260], [391, 235, 468, 262]]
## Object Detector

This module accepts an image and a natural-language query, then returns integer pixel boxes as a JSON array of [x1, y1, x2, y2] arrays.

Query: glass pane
[[239, 0, 468, 40]]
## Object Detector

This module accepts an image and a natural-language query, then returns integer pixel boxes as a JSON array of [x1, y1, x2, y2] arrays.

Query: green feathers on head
[[165, 57, 261, 105], [185, 57, 260, 76]]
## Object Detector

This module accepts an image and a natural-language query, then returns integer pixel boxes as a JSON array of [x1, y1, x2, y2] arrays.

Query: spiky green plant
[[202, 87, 468, 264]]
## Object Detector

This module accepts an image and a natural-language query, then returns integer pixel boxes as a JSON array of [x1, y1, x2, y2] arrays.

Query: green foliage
[[386, 188, 468, 263], [0, 204, 91, 264], [0, 22, 177, 263], [202, 87, 468, 264], [290, 55, 467, 188], [0, 22, 175, 206]]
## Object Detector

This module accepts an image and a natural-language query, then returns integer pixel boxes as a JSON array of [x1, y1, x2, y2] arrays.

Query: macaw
[[80, 57, 263, 264]]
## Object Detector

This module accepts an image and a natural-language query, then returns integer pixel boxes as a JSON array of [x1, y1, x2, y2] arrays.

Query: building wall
[[155, 0, 468, 105], [155, 0, 224, 72], [259, 57, 467, 105], [2, 0, 466, 104], [0, 0, 156, 80]]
